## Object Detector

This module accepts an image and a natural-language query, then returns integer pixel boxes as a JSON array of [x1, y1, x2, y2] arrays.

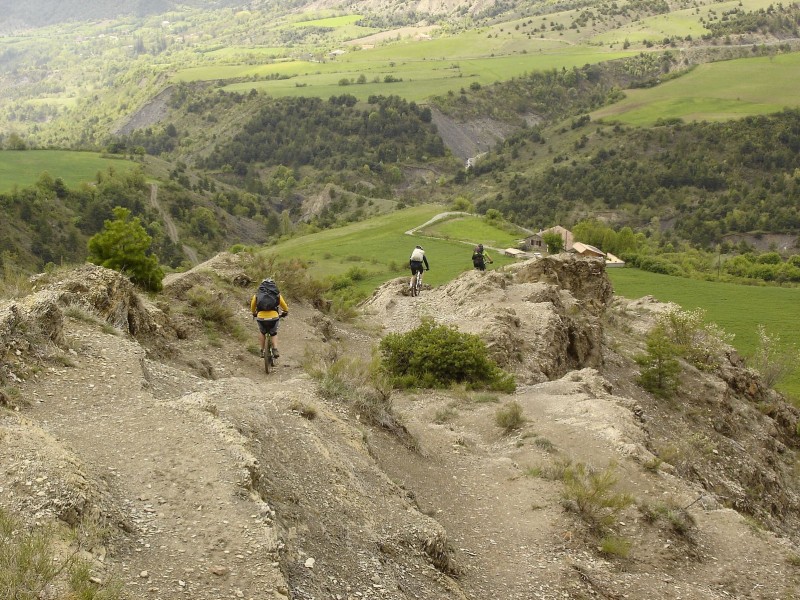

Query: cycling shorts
[[256, 318, 280, 336]]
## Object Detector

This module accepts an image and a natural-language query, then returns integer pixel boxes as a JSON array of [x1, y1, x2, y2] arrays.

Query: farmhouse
[[538, 226, 574, 251], [518, 233, 544, 251]]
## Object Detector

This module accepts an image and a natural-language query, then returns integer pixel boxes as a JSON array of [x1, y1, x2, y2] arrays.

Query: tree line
[[474, 109, 800, 249], [198, 94, 444, 179]]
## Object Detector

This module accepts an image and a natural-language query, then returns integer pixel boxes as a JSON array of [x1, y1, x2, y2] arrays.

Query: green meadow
[[219, 48, 636, 101], [292, 14, 364, 28], [418, 214, 525, 250], [609, 268, 800, 399], [265, 205, 515, 294], [0, 150, 138, 192], [593, 52, 800, 125]]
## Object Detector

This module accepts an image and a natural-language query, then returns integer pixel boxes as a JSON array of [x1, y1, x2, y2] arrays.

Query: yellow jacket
[[250, 294, 288, 320]]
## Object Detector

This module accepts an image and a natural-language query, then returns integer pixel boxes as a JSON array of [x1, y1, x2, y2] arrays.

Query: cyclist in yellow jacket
[[250, 280, 289, 358]]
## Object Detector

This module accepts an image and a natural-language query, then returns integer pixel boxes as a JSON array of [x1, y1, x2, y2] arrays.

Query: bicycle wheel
[[411, 274, 418, 297], [264, 336, 272, 374]]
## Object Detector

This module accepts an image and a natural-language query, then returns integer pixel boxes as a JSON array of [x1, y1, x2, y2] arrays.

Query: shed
[[605, 252, 626, 268], [571, 242, 605, 259], [504, 248, 529, 258]]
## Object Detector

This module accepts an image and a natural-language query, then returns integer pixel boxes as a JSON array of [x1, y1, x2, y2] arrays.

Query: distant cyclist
[[409, 245, 430, 290], [472, 244, 493, 271], [250, 278, 289, 358]]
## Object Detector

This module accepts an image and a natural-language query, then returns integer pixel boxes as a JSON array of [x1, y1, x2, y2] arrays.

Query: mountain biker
[[409, 245, 430, 289], [250, 279, 289, 359], [472, 244, 493, 271]]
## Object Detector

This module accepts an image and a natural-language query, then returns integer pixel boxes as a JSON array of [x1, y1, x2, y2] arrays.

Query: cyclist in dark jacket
[[472, 244, 493, 271]]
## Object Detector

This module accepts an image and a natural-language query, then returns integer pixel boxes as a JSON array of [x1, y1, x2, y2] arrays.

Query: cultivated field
[[593, 52, 800, 125], [609, 267, 800, 399], [0, 150, 138, 192]]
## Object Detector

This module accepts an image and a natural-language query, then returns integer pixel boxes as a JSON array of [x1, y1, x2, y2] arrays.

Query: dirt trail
[[27, 319, 287, 599]]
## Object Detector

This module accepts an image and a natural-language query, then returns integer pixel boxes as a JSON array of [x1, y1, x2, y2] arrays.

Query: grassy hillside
[[0, 151, 139, 192], [592, 52, 800, 125], [609, 267, 800, 399]]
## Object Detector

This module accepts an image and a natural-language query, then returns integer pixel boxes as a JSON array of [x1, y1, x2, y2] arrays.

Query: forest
[[473, 109, 800, 248], [198, 94, 443, 176]]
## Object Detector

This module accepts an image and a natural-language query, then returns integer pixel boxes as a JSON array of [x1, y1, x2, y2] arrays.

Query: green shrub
[[495, 401, 525, 432], [638, 501, 696, 537], [379, 318, 515, 391], [289, 399, 318, 420], [534, 437, 556, 452], [186, 288, 235, 329], [658, 307, 733, 371], [244, 254, 330, 308], [0, 252, 33, 299], [0, 507, 121, 599], [750, 324, 797, 389], [434, 406, 458, 424], [598, 535, 631, 558], [303, 346, 412, 442]]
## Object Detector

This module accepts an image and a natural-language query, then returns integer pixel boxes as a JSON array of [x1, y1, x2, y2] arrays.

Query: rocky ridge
[[1, 254, 799, 599]]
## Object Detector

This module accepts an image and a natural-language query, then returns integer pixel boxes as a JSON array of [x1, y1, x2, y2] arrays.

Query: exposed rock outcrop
[[362, 254, 611, 383], [1, 264, 173, 384]]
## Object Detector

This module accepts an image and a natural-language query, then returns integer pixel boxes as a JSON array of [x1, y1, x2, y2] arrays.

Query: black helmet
[[416, 245, 423, 250], [478, 244, 484, 250]]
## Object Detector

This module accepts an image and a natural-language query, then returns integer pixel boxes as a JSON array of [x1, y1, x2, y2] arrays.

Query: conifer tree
[[87, 207, 164, 292]]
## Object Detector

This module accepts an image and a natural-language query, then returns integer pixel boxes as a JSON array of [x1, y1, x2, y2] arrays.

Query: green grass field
[[593, 52, 800, 125], [264, 205, 515, 295], [218, 48, 636, 101], [418, 214, 525, 250], [609, 267, 800, 400], [0, 150, 138, 193]]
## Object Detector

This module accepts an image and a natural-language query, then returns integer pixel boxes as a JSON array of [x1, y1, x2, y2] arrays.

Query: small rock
[[210, 565, 229, 576], [305, 557, 316, 569], [139, 571, 149, 578]]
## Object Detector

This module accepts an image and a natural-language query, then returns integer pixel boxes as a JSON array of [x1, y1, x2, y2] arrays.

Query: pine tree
[[87, 207, 164, 292]]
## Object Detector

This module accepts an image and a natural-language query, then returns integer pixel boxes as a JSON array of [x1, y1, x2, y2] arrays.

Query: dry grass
[[495, 400, 525, 433]]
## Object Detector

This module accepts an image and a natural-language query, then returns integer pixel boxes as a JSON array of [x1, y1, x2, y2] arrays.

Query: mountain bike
[[411, 270, 424, 297], [263, 330, 276, 373], [261, 313, 285, 374]]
